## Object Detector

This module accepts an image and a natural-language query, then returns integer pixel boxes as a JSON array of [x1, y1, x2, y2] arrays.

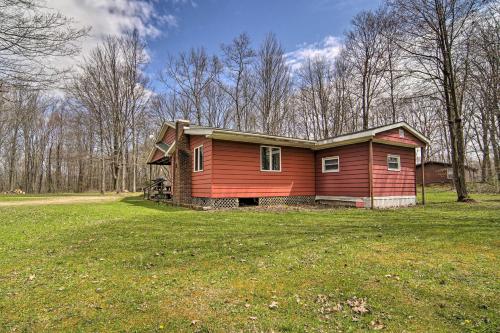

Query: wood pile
[[2, 189, 26, 195]]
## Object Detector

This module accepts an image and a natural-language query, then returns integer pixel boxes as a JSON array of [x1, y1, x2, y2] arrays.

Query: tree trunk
[[437, 4, 469, 201]]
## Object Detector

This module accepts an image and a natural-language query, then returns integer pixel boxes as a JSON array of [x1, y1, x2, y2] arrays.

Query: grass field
[[0, 189, 499, 332]]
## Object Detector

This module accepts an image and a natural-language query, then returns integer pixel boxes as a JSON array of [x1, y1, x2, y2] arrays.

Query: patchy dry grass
[[0, 189, 498, 332]]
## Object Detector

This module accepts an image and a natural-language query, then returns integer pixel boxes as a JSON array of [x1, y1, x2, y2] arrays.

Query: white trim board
[[316, 195, 417, 208]]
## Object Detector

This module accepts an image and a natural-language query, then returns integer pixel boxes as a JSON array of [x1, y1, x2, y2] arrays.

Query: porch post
[[421, 146, 426, 205], [148, 164, 152, 200], [369, 139, 374, 209]]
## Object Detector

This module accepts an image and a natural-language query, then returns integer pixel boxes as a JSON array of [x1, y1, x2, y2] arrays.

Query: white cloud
[[286, 35, 343, 71], [44, 0, 179, 68], [47, 0, 177, 39], [40, 0, 181, 90]]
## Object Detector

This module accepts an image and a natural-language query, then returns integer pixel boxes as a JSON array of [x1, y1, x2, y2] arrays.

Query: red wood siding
[[190, 135, 212, 197], [210, 140, 315, 198], [416, 164, 475, 184], [315, 143, 370, 197], [372, 143, 416, 196], [151, 148, 164, 163], [161, 126, 176, 145], [416, 164, 449, 184], [375, 127, 424, 146]]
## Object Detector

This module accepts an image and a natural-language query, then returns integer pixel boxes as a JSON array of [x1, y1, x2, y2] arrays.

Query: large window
[[322, 156, 339, 173], [387, 154, 400, 171], [193, 145, 203, 172], [261, 146, 281, 172]]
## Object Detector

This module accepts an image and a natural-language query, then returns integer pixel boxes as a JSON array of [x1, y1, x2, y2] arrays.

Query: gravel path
[[0, 195, 126, 207]]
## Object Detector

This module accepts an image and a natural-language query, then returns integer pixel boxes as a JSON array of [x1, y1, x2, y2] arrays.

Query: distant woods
[[0, 0, 498, 200]]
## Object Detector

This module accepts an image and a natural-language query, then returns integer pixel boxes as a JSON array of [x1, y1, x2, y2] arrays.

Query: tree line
[[0, 0, 498, 201]]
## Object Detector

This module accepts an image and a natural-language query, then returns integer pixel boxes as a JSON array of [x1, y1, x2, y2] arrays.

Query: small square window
[[399, 129, 405, 138], [387, 154, 400, 171], [322, 156, 339, 173], [193, 145, 203, 172]]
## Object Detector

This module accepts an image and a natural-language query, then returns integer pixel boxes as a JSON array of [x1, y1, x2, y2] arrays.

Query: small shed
[[416, 161, 477, 184]]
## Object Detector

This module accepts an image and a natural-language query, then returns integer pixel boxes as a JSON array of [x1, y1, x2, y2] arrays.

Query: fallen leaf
[[332, 303, 343, 312], [370, 320, 385, 330], [346, 297, 369, 315], [268, 301, 278, 310], [315, 294, 328, 304]]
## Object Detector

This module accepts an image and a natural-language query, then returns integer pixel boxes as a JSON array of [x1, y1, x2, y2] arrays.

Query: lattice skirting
[[191, 196, 315, 209], [259, 196, 316, 206], [191, 197, 239, 209]]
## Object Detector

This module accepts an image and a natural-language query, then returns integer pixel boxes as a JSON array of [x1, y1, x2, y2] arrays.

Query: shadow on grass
[[120, 195, 187, 212]]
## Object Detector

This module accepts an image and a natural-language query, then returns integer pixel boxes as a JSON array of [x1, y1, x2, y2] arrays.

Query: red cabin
[[146, 120, 429, 209]]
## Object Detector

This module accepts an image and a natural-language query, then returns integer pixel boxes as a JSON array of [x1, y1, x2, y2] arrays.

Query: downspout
[[369, 139, 374, 209], [421, 146, 426, 205]]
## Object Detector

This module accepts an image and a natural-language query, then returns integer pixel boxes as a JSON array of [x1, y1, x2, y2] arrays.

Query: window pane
[[194, 148, 199, 171], [199, 147, 203, 171], [388, 156, 399, 170], [324, 158, 339, 171], [271, 148, 280, 171], [261, 147, 270, 170]]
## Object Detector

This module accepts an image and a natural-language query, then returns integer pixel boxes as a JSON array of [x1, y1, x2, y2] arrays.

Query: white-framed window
[[446, 168, 453, 180], [322, 156, 339, 173], [260, 146, 281, 172], [399, 129, 405, 138], [387, 154, 401, 171], [193, 145, 203, 172]]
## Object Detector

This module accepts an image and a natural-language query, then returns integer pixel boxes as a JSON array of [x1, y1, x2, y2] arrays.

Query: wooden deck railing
[[143, 179, 172, 201]]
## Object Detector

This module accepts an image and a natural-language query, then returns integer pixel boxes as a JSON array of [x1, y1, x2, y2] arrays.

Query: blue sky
[[146, 0, 382, 76], [50, 0, 382, 86]]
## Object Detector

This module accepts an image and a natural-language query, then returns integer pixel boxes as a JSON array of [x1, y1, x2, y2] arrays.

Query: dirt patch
[[0, 195, 126, 207]]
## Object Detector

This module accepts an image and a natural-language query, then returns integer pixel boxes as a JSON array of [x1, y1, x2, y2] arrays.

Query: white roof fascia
[[181, 122, 429, 149], [372, 122, 430, 145], [313, 137, 371, 150], [166, 141, 176, 157], [316, 122, 430, 146], [184, 128, 215, 136], [208, 131, 315, 148], [146, 147, 157, 164]]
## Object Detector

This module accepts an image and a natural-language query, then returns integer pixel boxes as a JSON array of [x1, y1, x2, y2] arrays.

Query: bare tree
[[68, 32, 149, 193], [161, 47, 221, 125], [468, 4, 499, 184], [255, 33, 291, 135], [220, 33, 256, 131], [296, 57, 335, 139], [389, 0, 488, 201], [344, 9, 389, 129], [0, 0, 87, 89]]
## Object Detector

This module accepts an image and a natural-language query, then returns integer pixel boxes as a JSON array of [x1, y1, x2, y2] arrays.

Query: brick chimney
[[172, 120, 192, 205]]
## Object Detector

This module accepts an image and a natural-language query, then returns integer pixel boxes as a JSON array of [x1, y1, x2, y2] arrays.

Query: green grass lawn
[[0, 189, 498, 332]]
